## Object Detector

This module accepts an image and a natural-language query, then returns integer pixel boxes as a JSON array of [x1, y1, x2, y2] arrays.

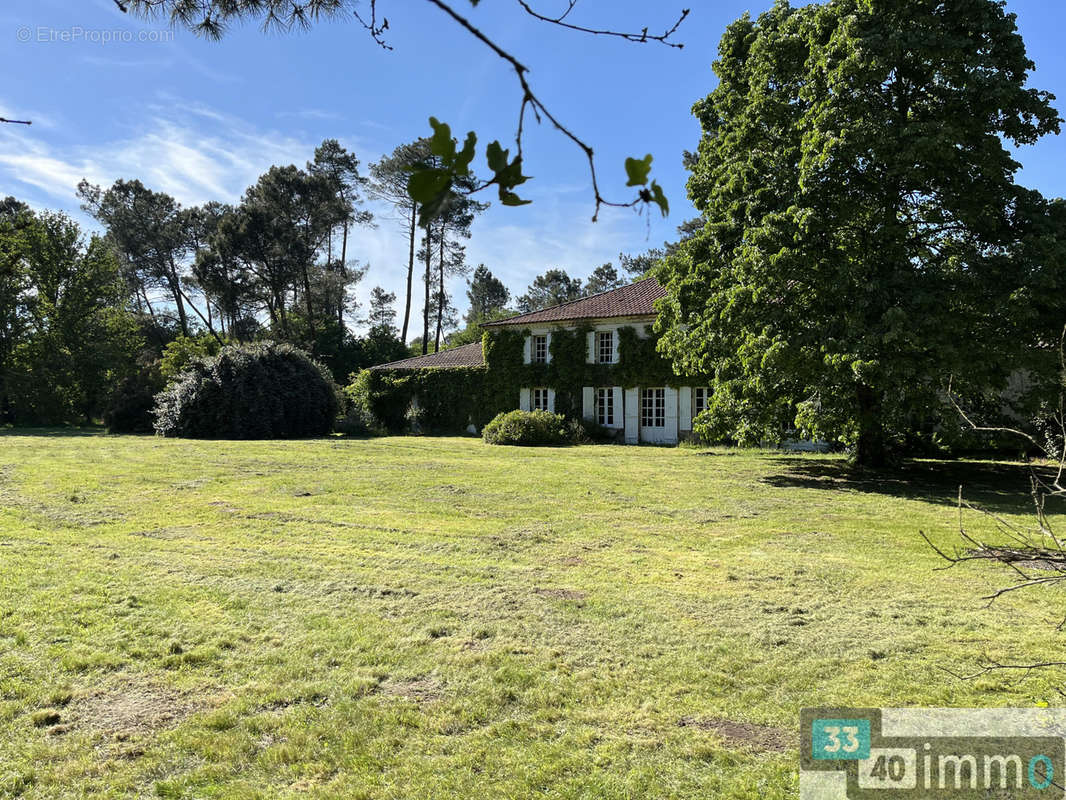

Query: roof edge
[[481, 277, 661, 328]]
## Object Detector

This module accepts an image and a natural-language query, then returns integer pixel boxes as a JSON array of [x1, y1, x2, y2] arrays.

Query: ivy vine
[[352, 323, 708, 432]]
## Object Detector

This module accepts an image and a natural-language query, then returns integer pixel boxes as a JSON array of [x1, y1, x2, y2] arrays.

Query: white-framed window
[[640, 388, 665, 428], [693, 387, 709, 416], [532, 387, 550, 411], [531, 334, 548, 364], [595, 387, 614, 426], [596, 330, 614, 364]]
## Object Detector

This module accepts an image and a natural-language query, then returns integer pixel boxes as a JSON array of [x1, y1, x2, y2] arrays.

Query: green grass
[[1, 432, 1064, 799]]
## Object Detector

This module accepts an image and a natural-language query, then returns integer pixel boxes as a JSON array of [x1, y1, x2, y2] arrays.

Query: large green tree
[[78, 179, 203, 337], [465, 264, 510, 325], [4, 210, 140, 423], [0, 199, 32, 423], [657, 0, 1064, 465], [585, 263, 625, 295], [517, 269, 583, 312]]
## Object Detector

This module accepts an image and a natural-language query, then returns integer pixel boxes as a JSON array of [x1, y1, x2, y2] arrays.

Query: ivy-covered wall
[[350, 322, 706, 432]]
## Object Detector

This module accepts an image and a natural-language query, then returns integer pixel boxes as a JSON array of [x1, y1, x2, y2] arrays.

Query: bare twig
[[117, 0, 687, 221], [424, 0, 679, 220], [923, 325, 1066, 675], [515, 0, 688, 49], [940, 659, 1066, 681], [353, 0, 391, 50], [0, 118, 32, 126]]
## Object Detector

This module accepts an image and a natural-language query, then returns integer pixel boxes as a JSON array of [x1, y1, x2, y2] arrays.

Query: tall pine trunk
[[339, 220, 349, 327], [434, 221, 445, 352], [422, 230, 431, 355], [401, 203, 416, 344], [167, 261, 189, 336], [301, 266, 316, 356]]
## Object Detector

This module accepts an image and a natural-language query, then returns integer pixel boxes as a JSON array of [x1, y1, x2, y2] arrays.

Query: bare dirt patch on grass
[[678, 716, 792, 754], [533, 587, 587, 602], [379, 676, 443, 704], [66, 680, 217, 738]]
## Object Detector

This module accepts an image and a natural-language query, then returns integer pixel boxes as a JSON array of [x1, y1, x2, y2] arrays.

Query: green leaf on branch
[[624, 154, 654, 186], [486, 141, 508, 173], [428, 117, 456, 161], [500, 190, 532, 207], [650, 181, 669, 216], [485, 140, 531, 206], [407, 168, 451, 205], [455, 131, 477, 174]]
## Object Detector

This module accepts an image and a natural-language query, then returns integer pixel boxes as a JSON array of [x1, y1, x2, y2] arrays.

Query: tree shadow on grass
[[0, 426, 110, 438], [759, 456, 1060, 515]]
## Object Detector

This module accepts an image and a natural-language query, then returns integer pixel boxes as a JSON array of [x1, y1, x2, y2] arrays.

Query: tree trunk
[[168, 269, 189, 337], [401, 203, 416, 344], [177, 286, 223, 345], [422, 230, 431, 355], [434, 222, 445, 352], [339, 220, 349, 327], [854, 383, 888, 468], [276, 291, 290, 340], [301, 267, 316, 355]]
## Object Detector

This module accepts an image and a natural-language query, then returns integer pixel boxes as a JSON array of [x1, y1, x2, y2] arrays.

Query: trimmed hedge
[[153, 341, 339, 439], [482, 409, 571, 446]]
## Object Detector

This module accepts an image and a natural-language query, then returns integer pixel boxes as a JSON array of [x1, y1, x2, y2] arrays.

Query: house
[[372, 278, 711, 445]]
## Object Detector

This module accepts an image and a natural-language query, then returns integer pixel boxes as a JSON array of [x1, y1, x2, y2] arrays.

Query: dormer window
[[596, 331, 614, 364], [532, 334, 548, 364]]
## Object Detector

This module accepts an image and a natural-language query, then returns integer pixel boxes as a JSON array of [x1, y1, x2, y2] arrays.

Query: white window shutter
[[679, 386, 692, 432], [611, 329, 620, 363], [546, 388, 556, 413], [545, 332, 552, 364], [612, 387, 623, 429], [519, 387, 530, 411], [582, 387, 594, 421], [586, 331, 595, 364], [523, 337, 531, 364], [664, 387, 679, 444], [624, 387, 639, 443]]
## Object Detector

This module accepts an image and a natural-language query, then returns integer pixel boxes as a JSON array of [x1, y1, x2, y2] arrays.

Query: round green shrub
[[153, 341, 339, 439], [482, 409, 570, 446]]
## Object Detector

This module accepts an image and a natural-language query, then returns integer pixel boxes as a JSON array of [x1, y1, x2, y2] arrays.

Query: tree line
[[0, 129, 671, 427]]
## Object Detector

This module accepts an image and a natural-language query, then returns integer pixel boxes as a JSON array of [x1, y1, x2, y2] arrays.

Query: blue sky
[[2, 0, 1064, 329]]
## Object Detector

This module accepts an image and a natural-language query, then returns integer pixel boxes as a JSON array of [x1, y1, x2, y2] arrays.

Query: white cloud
[[0, 97, 313, 209], [0, 95, 662, 336]]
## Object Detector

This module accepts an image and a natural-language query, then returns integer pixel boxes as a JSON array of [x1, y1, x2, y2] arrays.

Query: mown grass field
[[1, 432, 1065, 799]]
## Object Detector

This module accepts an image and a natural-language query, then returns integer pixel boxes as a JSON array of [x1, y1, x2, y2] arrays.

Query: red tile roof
[[370, 341, 484, 371], [482, 277, 665, 328]]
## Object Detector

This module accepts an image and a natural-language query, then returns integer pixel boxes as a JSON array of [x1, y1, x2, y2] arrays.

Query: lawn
[[1, 432, 1064, 799]]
